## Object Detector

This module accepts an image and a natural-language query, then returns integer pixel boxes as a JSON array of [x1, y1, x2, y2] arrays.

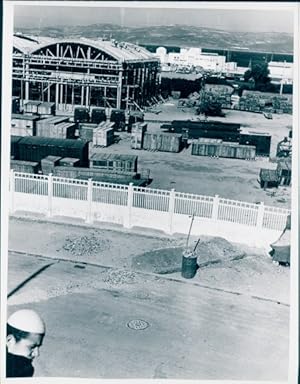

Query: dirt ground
[[92, 102, 292, 209], [8, 216, 290, 304]]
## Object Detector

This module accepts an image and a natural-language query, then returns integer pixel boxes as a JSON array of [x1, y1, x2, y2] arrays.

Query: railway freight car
[[11, 135, 23, 159], [16, 136, 89, 167]]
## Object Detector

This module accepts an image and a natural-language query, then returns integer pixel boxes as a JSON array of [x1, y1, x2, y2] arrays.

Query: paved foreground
[[7, 252, 289, 380]]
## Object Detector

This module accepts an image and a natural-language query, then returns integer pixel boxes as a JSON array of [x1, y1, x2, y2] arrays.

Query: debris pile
[[195, 237, 246, 267], [62, 233, 111, 256]]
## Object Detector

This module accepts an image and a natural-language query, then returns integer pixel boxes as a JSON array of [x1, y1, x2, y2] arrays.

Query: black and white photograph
[[1, 1, 298, 382]]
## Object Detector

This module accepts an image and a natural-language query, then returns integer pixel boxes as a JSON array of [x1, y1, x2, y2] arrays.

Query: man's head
[[6, 309, 45, 360]]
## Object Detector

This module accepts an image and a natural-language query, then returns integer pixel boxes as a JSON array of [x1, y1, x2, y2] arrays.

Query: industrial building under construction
[[12, 33, 161, 111]]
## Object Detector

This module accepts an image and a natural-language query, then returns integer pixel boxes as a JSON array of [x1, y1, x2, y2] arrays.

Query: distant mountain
[[14, 24, 294, 54]]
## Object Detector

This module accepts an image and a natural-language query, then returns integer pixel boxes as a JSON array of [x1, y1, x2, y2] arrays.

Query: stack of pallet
[[143, 132, 183, 153], [92, 121, 115, 147], [131, 122, 147, 150], [41, 155, 61, 175]]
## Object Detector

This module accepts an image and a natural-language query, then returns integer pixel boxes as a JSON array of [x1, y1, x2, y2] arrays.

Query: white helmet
[[7, 309, 46, 334]]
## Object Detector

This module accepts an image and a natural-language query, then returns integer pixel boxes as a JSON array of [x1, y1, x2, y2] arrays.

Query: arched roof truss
[[31, 41, 120, 62]]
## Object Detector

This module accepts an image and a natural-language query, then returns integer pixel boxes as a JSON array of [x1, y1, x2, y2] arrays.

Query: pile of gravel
[[103, 269, 137, 286], [62, 233, 111, 256]]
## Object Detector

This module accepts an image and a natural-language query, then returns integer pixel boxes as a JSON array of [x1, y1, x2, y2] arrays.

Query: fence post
[[10, 169, 15, 214], [85, 178, 93, 224], [47, 173, 53, 218], [167, 189, 176, 235], [124, 183, 133, 229], [256, 202, 265, 228], [212, 194, 219, 220]]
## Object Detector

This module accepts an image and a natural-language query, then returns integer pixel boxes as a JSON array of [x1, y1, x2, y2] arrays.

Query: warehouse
[[12, 33, 160, 112]]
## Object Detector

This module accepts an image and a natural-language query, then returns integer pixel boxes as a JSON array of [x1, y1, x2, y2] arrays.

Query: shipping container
[[239, 131, 271, 156], [219, 142, 239, 158], [235, 145, 256, 160], [17, 136, 89, 167], [143, 132, 182, 153], [10, 159, 39, 174]]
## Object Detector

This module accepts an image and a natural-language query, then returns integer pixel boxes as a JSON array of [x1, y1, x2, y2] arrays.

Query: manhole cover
[[127, 319, 149, 330]]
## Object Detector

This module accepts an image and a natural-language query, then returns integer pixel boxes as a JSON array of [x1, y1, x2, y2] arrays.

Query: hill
[[14, 24, 293, 54]]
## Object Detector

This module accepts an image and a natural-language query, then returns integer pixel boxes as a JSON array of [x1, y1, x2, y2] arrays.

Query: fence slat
[[10, 172, 290, 231]]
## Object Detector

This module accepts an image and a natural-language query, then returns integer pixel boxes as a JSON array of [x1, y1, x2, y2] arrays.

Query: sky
[[13, 4, 294, 34]]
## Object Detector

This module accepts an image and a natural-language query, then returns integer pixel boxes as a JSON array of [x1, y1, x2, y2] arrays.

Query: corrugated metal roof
[[13, 34, 157, 62]]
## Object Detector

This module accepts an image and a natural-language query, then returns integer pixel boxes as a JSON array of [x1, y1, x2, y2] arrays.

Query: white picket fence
[[9, 171, 290, 247]]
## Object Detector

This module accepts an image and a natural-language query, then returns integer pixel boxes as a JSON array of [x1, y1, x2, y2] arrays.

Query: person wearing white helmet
[[6, 309, 46, 377]]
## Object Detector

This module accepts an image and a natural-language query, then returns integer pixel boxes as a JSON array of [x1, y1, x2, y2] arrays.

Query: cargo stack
[[37, 102, 56, 116], [59, 158, 80, 167], [143, 132, 183, 153], [11, 136, 23, 159], [41, 155, 62, 175], [11, 114, 40, 136], [36, 116, 72, 138], [92, 122, 115, 147], [131, 122, 147, 150], [10, 160, 39, 174]]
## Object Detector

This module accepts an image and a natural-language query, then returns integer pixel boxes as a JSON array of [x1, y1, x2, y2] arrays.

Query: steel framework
[[12, 36, 161, 111]]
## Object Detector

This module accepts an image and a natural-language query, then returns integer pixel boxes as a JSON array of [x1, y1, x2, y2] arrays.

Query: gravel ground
[[8, 216, 290, 304]]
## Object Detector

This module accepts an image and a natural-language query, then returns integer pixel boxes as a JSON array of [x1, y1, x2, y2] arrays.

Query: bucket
[[181, 250, 198, 279]]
